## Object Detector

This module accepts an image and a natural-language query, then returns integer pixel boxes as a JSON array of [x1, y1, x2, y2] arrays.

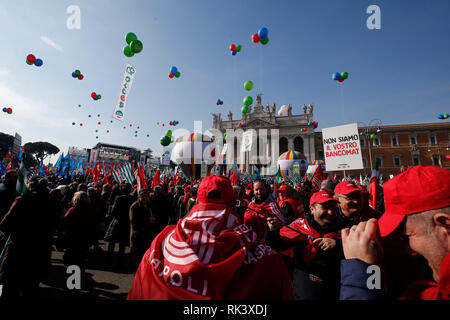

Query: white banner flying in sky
[[112, 64, 136, 121]]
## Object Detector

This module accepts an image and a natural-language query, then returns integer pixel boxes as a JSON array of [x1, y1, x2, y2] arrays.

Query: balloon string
[[259, 45, 263, 93], [340, 84, 344, 123]]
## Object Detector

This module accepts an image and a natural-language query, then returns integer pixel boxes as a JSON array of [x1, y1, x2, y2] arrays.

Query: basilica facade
[[212, 94, 317, 175]]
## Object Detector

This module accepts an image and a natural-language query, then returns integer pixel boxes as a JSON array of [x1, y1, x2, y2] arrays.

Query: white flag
[[112, 64, 136, 121]]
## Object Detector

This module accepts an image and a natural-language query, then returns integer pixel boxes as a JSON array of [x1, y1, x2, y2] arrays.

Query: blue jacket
[[340, 258, 385, 300]]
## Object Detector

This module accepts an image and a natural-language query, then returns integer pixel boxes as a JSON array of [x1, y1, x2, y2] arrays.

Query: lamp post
[[357, 119, 382, 174]]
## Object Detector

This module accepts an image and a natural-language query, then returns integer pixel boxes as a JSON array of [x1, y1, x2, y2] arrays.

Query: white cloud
[[40, 36, 63, 52], [0, 68, 10, 77]]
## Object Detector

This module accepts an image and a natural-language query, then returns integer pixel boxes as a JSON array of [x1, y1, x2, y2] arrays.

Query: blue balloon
[[72, 122, 75, 125], [2, 107, 6, 112], [88, 115, 91, 117], [258, 27, 269, 39], [96, 136, 98, 139], [332, 72, 341, 80], [170, 66, 178, 74], [437, 114, 444, 119], [110, 120, 113, 123], [147, 134, 149, 137], [232, 50, 237, 56], [34, 59, 43, 67], [72, 72, 77, 78]]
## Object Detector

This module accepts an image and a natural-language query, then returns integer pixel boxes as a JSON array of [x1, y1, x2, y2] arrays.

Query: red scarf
[[280, 217, 341, 264], [127, 203, 265, 300]]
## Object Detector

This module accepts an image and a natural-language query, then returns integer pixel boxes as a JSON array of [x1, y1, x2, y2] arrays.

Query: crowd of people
[[0, 165, 449, 300]]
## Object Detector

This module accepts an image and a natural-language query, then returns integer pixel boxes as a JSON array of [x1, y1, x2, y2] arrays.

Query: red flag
[[132, 160, 135, 173], [310, 164, 324, 191], [93, 161, 101, 184], [368, 170, 379, 209], [6, 162, 12, 171], [230, 170, 238, 186], [152, 169, 161, 187]]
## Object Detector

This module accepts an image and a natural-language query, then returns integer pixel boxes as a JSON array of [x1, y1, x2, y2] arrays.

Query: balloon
[[95, 130, 98, 132], [332, 72, 341, 80], [162, 124, 165, 126], [229, 44, 236, 51], [98, 114, 100, 117], [169, 73, 174, 78], [166, 130, 172, 137], [130, 40, 143, 53], [175, 72, 180, 78], [34, 59, 43, 67], [98, 122, 101, 125], [157, 122, 159, 125], [88, 115, 91, 117], [160, 135, 171, 146], [447, 155, 450, 160], [231, 51, 237, 56], [27, 54, 36, 63], [260, 37, 269, 45], [147, 134, 149, 137], [171, 136, 174, 142], [7, 109, 12, 114], [123, 45, 134, 57], [107, 130, 109, 133], [74, 70, 81, 76], [444, 114, 449, 119], [236, 45, 242, 52], [78, 74, 84, 80], [110, 120, 113, 123], [169, 121, 173, 125], [170, 66, 178, 74], [96, 136, 98, 139], [308, 121, 312, 125], [72, 72, 77, 78], [91, 92, 97, 98], [2, 107, 6, 112], [80, 123, 83, 126], [341, 72, 349, 79], [97, 94, 102, 99], [370, 133, 377, 140], [243, 96, 253, 106], [126, 32, 138, 44], [241, 105, 249, 114], [26, 60, 33, 65], [224, 133, 229, 140], [244, 80, 253, 91], [303, 128, 308, 132], [258, 27, 269, 39], [278, 151, 309, 180], [72, 122, 75, 125], [252, 33, 260, 43], [338, 78, 344, 83]]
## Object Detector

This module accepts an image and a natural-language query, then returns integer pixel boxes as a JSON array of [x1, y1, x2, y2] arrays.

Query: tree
[[0, 132, 14, 160], [24, 141, 60, 164]]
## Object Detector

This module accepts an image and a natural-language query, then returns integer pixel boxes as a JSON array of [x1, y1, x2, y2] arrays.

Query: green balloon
[[26, 60, 33, 65], [97, 94, 101, 99], [224, 133, 229, 141], [175, 72, 180, 78], [341, 72, 349, 80], [160, 135, 171, 146], [74, 69, 81, 76], [171, 136, 174, 143], [370, 133, 377, 140], [443, 114, 449, 119], [130, 40, 143, 53], [243, 96, 253, 106], [126, 32, 138, 45], [124, 45, 134, 57], [241, 105, 249, 114], [260, 37, 269, 45], [166, 130, 172, 137], [244, 81, 253, 91], [236, 45, 242, 52]]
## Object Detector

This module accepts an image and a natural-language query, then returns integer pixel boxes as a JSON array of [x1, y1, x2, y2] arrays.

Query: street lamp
[[357, 118, 382, 173]]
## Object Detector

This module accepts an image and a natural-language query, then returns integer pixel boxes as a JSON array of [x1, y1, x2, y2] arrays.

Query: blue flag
[[55, 153, 63, 174]]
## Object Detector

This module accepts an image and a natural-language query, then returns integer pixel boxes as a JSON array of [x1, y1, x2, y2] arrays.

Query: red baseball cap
[[310, 190, 338, 206], [378, 165, 450, 237], [276, 184, 292, 192], [197, 175, 234, 205], [334, 181, 361, 195]]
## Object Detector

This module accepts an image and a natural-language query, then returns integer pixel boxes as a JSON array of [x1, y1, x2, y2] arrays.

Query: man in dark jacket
[[104, 183, 134, 270], [0, 170, 18, 222], [266, 190, 343, 300], [149, 185, 171, 228]]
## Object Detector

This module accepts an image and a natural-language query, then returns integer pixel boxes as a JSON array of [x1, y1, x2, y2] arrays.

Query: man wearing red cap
[[334, 180, 381, 230], [127, 175, 293, 300], [266, 190, 343, 299], [276, 184, 305, 225], [244, 179, 284, 239], [340, 166, 450, 300]]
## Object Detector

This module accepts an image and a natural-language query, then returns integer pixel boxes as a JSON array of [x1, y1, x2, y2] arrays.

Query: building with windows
[[315, 122, 450, 178], [89, 142, 141, 171]]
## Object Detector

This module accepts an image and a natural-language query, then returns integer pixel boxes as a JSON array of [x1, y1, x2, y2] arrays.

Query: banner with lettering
[[112, 64, 136, 121], [322, 123, 363, 171]]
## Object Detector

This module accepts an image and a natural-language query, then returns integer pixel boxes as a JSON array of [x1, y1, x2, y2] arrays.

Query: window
[[432, 155, 441, 167], [410, 136, 417, 145], [412, 155, 420, 166], [393, 155, 401, 167], [430, 135, 437, 145], [373, 138, 380, 147], [360, 138, 365, 147], [392, 136, 398, 146], [318, 150, 324, 158]]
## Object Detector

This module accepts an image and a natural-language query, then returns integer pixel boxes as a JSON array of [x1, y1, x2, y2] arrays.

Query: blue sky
[[0, 0, 449, 164]]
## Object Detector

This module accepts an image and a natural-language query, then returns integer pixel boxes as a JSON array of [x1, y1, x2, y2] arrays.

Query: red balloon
[[229, 44, 236, 51], [169, 121, 173, 125], [137, 126, 140, 129], [80, 123, 83, 126], [169, 73, 174, 78], [91, 92, 97, 98], [107, 130, 109, 133], [338, 78, 344, 83], [6, 108, 12, 113], [27, 54, 36, 63], [98, 122, 101, 125], [162, 124, 165, 126], [252, 33, 260, 43], [78, 74, 84, 80], [130, 124, 132, 127]]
